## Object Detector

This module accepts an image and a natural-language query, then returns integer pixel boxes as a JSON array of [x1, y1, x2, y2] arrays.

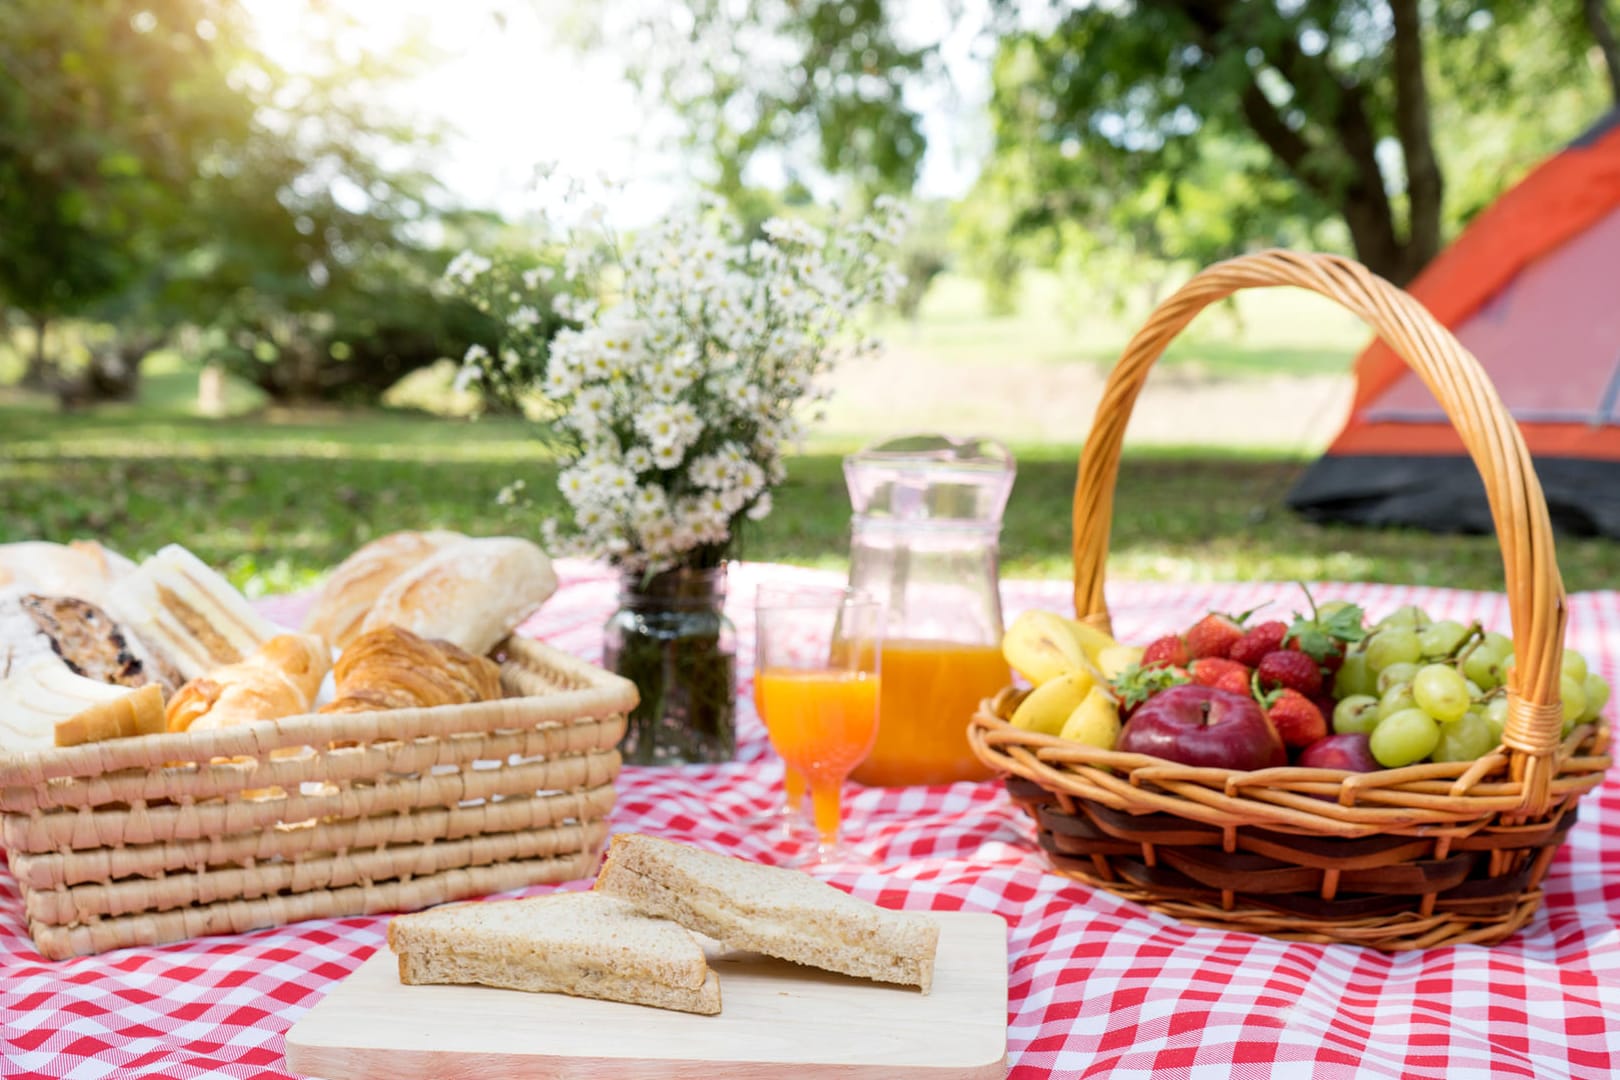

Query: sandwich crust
[[595, 833, 940, 992]]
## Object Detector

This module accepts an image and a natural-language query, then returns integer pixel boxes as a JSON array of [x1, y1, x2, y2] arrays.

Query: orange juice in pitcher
[[843, 435, 1016, 787]]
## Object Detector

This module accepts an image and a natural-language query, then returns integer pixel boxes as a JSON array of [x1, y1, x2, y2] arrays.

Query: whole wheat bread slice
[[594, 833, 940, 992], [386, 891, 721, 1015]]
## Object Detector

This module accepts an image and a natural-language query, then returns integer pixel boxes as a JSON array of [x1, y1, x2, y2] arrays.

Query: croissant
[[319, 625, 502, 715], [166, 633, 332, 733]]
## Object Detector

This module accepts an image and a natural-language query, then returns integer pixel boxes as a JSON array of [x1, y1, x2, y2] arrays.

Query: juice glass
[[753, 586, 883, 864]]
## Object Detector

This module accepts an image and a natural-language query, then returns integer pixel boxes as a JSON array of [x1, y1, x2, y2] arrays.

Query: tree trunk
[[1390, 0, 1444, 284], [22, 314, 52, 388], [1586, 0, 1620, 105]]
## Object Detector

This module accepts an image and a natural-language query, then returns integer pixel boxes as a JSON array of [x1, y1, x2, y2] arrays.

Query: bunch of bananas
[[1000, 610, 1140, 750]]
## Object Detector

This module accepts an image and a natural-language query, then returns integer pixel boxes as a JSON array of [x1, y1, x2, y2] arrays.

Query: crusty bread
[[594, 833, 940, 992], [0, 540, 135, 605], [303, 530, 465, 650], [0, 656, 166, 751], [387, 892, 722, 1015], [55, 683, 166, 747], [360, 537, 557, 656], [104, 544, 276, 683]]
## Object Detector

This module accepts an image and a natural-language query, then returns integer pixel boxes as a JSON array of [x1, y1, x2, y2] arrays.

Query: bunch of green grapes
[[1328, 605, 1611, 769]]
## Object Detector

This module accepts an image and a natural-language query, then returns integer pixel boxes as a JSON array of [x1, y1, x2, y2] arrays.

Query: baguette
[[387, 892, 722, 1015], [303, 530, 465, 650], [360, 536, 557, 656], [594, 833, 940, 992]]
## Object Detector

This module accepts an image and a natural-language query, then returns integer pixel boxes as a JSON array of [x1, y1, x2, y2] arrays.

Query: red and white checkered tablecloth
[[6, 560, 1620, 1079]]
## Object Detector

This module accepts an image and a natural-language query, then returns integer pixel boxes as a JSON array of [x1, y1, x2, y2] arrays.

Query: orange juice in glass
[[754, 586, 883, 863]]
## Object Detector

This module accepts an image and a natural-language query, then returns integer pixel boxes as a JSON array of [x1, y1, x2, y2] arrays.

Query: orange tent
[[1289, 109, 1620, 536]]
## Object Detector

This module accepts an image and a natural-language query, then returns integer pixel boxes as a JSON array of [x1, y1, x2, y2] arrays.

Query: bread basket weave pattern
[[1, 638, 635, 959], [968, 250, 1612, 951]]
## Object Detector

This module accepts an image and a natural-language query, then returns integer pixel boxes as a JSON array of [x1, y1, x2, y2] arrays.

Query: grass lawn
[[6, 401, 1617, 599]]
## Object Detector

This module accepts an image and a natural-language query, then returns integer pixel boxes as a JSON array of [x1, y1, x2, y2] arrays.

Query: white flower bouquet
[[446, 196, 909, 574], [444, 195, 908, 764]]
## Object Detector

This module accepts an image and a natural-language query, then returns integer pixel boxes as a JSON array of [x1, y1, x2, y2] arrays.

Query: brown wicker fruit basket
[[968, 250, 1612, 951], [0, 637, 636, 959]]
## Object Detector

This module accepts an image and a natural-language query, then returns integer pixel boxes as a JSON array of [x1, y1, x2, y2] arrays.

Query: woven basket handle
[[1071, 250, 1568, 810]]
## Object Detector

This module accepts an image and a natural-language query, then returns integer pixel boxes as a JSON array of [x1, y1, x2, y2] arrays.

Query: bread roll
[[166, 633, 331, 733], [303, 530, 465, 650], [0, 541, 136, 605], [320, 626, 502, 714], [359, 537, 557, 656]]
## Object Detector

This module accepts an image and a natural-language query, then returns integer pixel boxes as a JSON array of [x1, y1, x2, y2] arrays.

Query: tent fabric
[[1288, 109, 1620, 537]]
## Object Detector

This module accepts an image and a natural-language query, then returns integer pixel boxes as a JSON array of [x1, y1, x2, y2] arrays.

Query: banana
[[1003, 608, 1131, 687], [1059, 686, 1121, 750], [1010, 668, 1095, 736], [1002, 610, 1088, 685]]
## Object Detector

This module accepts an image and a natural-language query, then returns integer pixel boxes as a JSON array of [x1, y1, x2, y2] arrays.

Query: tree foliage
[[0, 0, 501, 404], [582, 0, 1619, 292]]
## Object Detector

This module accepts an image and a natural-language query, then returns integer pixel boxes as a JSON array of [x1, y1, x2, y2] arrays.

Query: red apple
[[1117, 684, 1287, 771], [1297, 733, 1380, 772]]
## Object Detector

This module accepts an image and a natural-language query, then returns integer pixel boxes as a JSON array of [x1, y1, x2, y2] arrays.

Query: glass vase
[[603, 564, 738, 765]]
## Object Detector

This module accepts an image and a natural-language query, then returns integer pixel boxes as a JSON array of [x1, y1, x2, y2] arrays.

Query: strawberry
[[1190, 657, 1255, 698], [1256, 649, 1323, 696], [1265, 688, 1327, 748], [1142, 634, 1190, 669], [1229, 620, 1288, 667], [1185, 613, 1246, 660]]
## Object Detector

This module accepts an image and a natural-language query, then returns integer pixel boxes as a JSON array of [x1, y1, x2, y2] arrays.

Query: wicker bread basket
[[968, 250, 1613, 951], [1, 637, 636, 959]]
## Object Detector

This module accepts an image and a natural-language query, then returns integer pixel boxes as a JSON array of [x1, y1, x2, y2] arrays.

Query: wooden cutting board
[[284, 911, 1007, 1079]]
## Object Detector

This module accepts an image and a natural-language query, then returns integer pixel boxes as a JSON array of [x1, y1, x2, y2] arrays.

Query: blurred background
[[4, 0, 1619, 593]]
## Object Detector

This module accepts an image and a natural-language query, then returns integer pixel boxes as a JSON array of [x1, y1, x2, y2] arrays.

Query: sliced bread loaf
[[387, 891, 721, 1015], [595, 833, 940, 992]]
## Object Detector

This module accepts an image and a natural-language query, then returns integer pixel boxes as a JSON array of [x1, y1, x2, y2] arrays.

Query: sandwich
[[0, 656, 166, 751], [594, 833, 940, 992], [0, 540, 136, 605], [103, 544, 276, 684], [386, 891, 722, 1015]]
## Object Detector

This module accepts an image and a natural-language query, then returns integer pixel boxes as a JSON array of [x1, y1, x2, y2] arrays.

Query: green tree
[[0, 0, 256, 388], [585, 0, 1619, 289]]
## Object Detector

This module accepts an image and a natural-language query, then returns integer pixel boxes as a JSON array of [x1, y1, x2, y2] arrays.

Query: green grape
[[1432, 711, 1497, 763], [1376, 605, 1432, 631], [1562, 650, 1589, 684], [1333, 652, 1376, 699], [1333, 694, 1382, 735], [1418, 620, 1470, 659], [1464, 679, 1486, 700], [1376, 661, 1421, 696], [1482, 696, 1508, 743], [1581, 672, 1611, 723], [1462, 633, 1513, 690], [1378, 682, 1417, 721], [1365, 628, 1423, 673], [1502, 653, 1518, 688], [1370, 708, 1441, 768], [1561, 674, 1588, 734], [1412, 664, 1471, 723]]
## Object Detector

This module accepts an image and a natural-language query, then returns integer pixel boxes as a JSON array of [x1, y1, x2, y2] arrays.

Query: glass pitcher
[[843, 434, 1016, 786]]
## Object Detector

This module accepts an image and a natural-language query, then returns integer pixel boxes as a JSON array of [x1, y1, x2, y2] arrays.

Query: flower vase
[[603, 565, 738, 765]]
